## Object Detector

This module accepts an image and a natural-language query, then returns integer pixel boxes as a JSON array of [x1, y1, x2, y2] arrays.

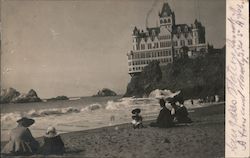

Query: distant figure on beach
[[191, 99, 194, 105], [131, 108, 144, 129], [1, 117, 39, 156], [171, 102, 192, 123], [39, 126, 65, 155], [150, 99, 174, 128]]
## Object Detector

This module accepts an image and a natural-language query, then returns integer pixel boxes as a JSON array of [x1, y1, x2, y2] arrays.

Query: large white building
[[127, 3, 207, 75]]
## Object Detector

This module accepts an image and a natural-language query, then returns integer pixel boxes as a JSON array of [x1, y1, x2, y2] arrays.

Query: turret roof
[[159, 3, 172, 17]]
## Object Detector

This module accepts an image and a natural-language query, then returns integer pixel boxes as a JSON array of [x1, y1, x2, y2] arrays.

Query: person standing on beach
[[39, 126, 65, 155], [1, 117, 39, 156], [150, 99, 174, 128]]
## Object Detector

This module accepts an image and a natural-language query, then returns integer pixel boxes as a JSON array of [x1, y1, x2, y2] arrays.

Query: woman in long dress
[[1, 117, 39, 156]]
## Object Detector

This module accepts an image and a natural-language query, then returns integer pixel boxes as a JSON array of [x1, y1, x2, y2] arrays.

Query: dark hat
[[17, 117, 35, 127], [132, 108, 141, 114]]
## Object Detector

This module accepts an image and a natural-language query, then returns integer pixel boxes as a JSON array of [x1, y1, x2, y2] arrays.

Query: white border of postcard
[[226, 0, 249, 157]]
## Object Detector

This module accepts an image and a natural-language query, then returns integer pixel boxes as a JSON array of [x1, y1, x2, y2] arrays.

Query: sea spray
[[1, 97, 207, 141]]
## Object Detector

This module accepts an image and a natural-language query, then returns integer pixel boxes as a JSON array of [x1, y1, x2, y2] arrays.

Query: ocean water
[[1, 95, 204, 142]]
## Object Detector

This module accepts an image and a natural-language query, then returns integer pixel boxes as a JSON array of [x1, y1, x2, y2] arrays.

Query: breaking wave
[[1, 96, 204, 123], [1, 103, 103, 122]]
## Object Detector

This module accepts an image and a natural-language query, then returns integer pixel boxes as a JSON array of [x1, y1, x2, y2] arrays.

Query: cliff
[[125, 61, 162, 97], [124, 48, 225, 100]]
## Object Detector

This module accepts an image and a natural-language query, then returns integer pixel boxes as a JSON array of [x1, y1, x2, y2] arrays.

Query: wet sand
[[1, 103, 225, 158]]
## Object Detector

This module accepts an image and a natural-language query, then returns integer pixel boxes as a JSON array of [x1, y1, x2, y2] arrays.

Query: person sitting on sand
[[39, 126, 65, 155], [150, 99, 174, 128], [131, 108, 144, 129], [1, 117, 39, 156], [171, 102, 192, 123]]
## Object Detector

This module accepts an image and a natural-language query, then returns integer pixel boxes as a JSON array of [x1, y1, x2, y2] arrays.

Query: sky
[[1, 0, 226, 98]]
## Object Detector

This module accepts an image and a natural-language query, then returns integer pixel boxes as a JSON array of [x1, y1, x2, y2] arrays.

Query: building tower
[[158, 3, 175, 32]]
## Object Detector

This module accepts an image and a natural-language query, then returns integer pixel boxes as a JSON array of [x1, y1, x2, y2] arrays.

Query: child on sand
[[39, 126, 65, 155], [131, 108, 144, 129]]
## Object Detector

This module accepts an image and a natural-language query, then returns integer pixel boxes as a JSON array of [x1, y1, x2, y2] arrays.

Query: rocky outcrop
[[0, 88, 42, 104], [0, 88, 21, 103], [124, 61, 162, 97], [47, 96, 69, 101], [124, 47, 225, 100], [93, 88, 117, 97]]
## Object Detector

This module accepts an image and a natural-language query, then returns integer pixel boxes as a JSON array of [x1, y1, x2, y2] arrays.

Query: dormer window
[[164, 19, 167, 23], [152, 30, 155, 36], [184, 26, 188, 32], [168, 19, 171, 23], [177, 26, 181, 33], [160, 20, 163, 24]]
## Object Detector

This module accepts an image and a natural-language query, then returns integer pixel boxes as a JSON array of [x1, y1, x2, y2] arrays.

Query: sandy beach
[[1, 103, 225, 158]]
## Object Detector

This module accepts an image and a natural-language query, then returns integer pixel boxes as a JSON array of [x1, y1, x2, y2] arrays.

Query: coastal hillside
[[124, 47, 225, 100]]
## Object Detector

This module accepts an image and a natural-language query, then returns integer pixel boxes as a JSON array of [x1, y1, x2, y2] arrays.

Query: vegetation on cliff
[[124, 47, 225, 100]]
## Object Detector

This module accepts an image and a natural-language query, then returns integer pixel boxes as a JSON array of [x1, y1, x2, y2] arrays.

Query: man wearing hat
[[1, 117, 39, 156]]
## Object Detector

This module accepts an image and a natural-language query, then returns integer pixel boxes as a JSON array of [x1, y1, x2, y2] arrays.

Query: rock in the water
[[11, 89, 42, 103], [0, 88, 21, 103], [93, 88, 117, 97], [47, 95, 69, 101], [0, 88, 42, 104]]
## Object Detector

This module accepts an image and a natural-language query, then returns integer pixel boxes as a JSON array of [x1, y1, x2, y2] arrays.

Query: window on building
[[188, 39, 192, 45], [148, 43, 152, 49], [136, 45, 140, 50], [154, 43, 159, 48], [173, 41, 177, 46], [141, 44, 145, 50], [141, 52, 145, 58], [181, 40, 185, 46], [168, 19, 171, 23], [167, 42, 171, 47]]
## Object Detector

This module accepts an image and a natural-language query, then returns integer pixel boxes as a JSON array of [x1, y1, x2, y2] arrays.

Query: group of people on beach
[[2, 94, 191, 156], [131, 97, 192, 129], [1, 117, 65, 156]]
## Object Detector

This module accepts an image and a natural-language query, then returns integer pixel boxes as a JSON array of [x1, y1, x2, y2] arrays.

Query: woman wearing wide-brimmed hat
[[150, 99, 174, 128], [1, 117, 39, 156], [39, 126, 65, 155]]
